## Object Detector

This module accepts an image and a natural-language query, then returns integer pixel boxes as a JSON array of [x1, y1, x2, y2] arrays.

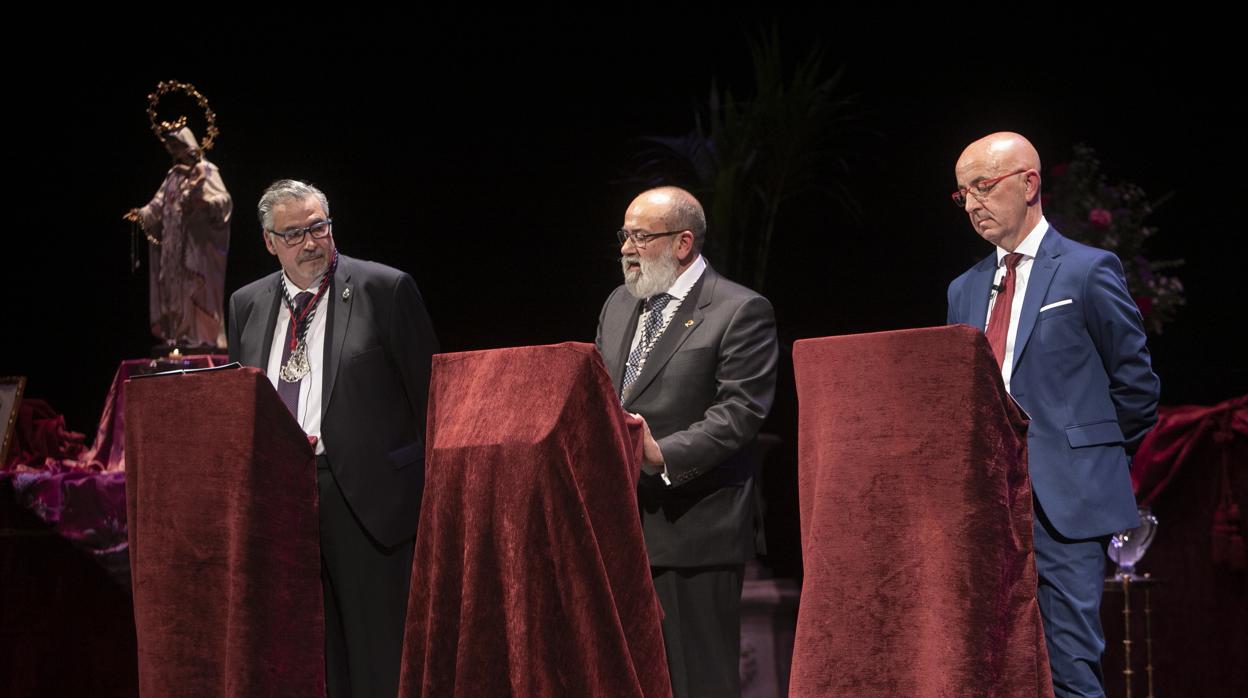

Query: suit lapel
[[241, 274, 281, 369], [967, 255, 997, 330], [1012, 226, 1062, 369], [621, 269, 712, 410], [322, 255, 354, 415], [612, 295, 644, 388]]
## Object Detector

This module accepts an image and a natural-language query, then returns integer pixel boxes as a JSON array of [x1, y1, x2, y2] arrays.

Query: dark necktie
[[278, 291, 314, 418], [985, 253, 1024, 368], [621, 293, 673, 398]]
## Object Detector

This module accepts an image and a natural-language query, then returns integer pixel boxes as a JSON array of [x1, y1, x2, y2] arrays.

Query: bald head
[[957, 132, 1042, 179], [955, 132, 1044, 251], [626, 186, 707, 253]]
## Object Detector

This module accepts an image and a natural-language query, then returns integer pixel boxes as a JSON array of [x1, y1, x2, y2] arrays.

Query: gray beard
[[622, 247, 681, 299]]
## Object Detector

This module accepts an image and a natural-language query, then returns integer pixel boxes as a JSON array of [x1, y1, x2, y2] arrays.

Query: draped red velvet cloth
[[790, 326, 1052, 697], [125, 367, 323, 696], [1099, 394, 1248, 697], [399, 342, 670, 698], [1132, 395, 1247, 508], [3, 398, 89, 469]]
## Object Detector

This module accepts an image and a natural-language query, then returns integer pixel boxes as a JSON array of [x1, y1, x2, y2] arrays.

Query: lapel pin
[[684, 319, 695, 328], [342, 287, 352, 301]]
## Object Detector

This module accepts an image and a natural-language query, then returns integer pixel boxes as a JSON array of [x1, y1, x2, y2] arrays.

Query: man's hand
[[630, 412, 665, 467]]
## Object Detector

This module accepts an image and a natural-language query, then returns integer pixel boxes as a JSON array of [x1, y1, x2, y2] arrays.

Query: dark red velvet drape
[[0, 475, 138, 697], [399, 342, 670, 698], [790, 326, 1052, 697], [1100, 394, 1248, 698], [125, 367, 323, 696]]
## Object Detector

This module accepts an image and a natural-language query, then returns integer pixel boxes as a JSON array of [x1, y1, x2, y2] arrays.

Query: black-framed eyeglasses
[[951, 170, 1029, 208], [269, 219, 333, 246], [616, 228, 685, 248]]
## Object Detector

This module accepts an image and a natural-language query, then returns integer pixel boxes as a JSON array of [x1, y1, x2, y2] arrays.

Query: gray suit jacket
[[227, 253, 438, 548], [596, 264, 778, 567]]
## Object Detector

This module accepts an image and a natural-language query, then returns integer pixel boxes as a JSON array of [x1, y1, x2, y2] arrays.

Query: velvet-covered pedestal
[[125, 367, 323, 696], [790, 326, 1051, 697], [399, 342, 670, 697]]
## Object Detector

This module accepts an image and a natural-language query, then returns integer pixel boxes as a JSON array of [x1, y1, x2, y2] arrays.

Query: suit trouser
[[1033, 498, 1110, 698], [651, 565, 745, 698], [318, 457, 414, 698]]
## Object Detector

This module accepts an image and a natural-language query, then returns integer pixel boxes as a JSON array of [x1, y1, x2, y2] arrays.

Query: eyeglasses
[[951, 170, 1029, 208], [269, 219, 333, 246], [616, 228, 685, 248]]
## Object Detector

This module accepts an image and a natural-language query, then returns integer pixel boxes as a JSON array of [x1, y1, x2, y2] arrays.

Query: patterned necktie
[[621, 293, 674, 399], [278, 291, 314, 417], [985, 253, 1024, 368]]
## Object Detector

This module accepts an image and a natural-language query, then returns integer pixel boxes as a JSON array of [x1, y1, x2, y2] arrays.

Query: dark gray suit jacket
[[227, 253, 438, 548], [596, 264, 778, 567]]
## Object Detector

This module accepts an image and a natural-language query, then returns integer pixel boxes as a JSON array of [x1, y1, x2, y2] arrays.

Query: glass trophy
[[1108, 506, 1159, 580]]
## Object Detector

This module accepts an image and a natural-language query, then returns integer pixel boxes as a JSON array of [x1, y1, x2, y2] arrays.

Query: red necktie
[[985, 253, 1024, 368]]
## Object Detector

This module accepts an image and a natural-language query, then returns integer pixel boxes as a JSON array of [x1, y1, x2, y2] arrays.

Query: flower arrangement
[[1044, 144, 1183, 334]]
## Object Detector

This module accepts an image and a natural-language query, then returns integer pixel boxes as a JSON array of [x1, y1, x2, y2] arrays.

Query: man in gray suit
[[596, 187, 779, 698], [228, 180, 437, 697]]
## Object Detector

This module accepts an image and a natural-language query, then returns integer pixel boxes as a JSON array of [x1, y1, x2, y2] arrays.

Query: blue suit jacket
[[947, 226, 1160, 540]]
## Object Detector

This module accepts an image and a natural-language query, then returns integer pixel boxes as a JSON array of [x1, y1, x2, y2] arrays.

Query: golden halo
[[147, 80, 219, 151]]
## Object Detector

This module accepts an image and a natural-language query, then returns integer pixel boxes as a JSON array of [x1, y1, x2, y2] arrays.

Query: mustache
[[297, 249, 326, 263]]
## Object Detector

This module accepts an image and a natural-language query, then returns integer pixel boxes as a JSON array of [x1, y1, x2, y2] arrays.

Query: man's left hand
[[630, 412, 665, 468]]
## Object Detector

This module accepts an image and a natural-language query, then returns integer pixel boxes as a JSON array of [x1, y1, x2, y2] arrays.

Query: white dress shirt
[[266, 273, 328, 454], [986, 217, 1049, 392], [627, 254, 707, 362]]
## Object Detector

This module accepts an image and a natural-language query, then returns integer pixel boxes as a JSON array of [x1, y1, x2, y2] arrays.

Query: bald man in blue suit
[[946, 132, 1160, 698]]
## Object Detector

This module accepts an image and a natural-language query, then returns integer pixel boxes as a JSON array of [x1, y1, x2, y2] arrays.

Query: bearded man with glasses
[[227, 179, 438, 697], [596, 186, 779, 698], [946, 133, 1159, 698]]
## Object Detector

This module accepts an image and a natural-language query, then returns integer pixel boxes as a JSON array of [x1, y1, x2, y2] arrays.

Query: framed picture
[[1, 376, 26, 467]]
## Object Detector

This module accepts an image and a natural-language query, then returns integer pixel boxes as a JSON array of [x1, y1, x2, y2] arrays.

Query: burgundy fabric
[[3, 398, 88, 470], [985, 252, 1023, 367], [1, 468, 129, 580], [790, 325, 1052, 697], [0, 477, 138, 697], [1131, 395, 1247, 508], [125, 367, 323, 696], [1100, 394, 1248, 698], [399, 342, 670, 698], [3, 356, 228, 475], [86, 355, 229, 472], [1, 357, 227, 571]]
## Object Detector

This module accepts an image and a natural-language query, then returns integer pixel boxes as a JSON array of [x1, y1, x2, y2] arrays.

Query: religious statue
[[124, 81, 231, 350]]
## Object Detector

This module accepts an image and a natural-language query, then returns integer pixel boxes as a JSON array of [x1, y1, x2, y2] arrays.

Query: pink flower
[[1089, 208, 1113, 229]]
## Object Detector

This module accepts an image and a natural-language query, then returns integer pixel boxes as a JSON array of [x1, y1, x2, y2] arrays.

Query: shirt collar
[[660, 254, 707, 301], [282, 273, 310, 295], [996, 216, 1047, 265]]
